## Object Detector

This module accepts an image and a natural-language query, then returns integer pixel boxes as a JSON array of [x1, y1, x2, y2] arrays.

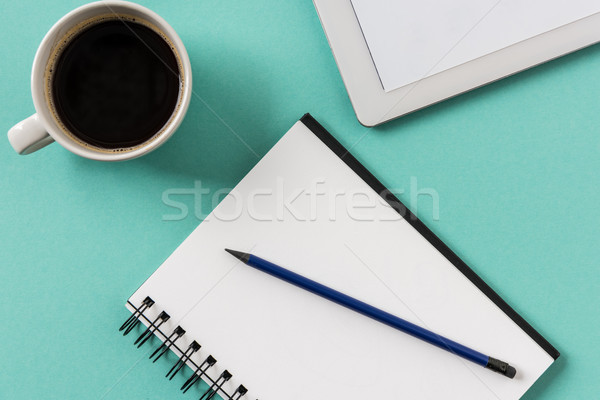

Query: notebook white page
[[127, 119, 555, 399], [350, 0, 600, 91]]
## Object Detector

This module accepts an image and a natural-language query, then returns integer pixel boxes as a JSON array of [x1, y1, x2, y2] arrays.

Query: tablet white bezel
[[313, 0, 600, 127]]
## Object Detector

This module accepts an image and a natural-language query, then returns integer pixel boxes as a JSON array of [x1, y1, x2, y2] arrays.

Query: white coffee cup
[[7, 1, 192, 161]]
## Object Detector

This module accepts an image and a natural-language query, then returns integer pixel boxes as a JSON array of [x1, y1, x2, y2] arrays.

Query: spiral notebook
[[121, 114, 559, 399]]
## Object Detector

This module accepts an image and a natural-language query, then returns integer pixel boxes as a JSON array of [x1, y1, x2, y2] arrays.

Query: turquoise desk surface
[[1, 1, 599, 399]]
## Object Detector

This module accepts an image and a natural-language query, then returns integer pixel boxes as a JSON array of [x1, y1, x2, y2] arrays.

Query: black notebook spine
[[120, 296, 253, 400]]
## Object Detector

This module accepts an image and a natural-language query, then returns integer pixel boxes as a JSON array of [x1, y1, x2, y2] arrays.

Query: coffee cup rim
[[31, 0, 192, 161]]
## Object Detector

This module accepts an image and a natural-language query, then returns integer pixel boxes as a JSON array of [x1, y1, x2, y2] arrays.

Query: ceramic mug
[[7, 1, 192, 161]]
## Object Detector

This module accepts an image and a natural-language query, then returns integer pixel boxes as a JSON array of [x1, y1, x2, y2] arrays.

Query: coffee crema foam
[[44, 14, 185, 154]]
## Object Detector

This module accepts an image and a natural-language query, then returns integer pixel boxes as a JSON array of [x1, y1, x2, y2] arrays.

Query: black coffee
[[51, 19, 181, 149]]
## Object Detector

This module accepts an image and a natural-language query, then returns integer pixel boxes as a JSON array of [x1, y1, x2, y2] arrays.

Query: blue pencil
[[225, 248, 516, 378]]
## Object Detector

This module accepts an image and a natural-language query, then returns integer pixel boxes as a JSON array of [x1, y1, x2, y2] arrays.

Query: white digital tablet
[[313, 0, 600, 126]]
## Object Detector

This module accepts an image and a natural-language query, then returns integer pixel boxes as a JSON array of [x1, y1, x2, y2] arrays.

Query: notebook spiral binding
[[120, 296, 254, 400]]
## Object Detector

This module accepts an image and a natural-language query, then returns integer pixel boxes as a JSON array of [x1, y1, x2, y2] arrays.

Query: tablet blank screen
[[351, 0, 600, 92]]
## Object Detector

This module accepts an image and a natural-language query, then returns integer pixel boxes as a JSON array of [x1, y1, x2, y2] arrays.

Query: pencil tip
[[225, 248, 250, 263], [486, 357, 517, 379], [506, 365, 516, 379]]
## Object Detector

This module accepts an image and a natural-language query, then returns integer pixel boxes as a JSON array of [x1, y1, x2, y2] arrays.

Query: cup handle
[[8, 114, 55, 155]]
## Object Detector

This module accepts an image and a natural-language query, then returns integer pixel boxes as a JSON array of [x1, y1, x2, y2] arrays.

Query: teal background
[[1, 0, 598, 398]]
